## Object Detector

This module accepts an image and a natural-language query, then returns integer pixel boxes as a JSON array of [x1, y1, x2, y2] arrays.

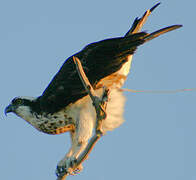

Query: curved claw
[[56, 165, 82, 177], [71, 164, 83, 175], [56, 157, 83, 177], [56, 165, 68, 177]]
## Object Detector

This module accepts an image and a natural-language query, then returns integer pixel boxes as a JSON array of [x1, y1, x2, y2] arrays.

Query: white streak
[[118, 55, 133, 76]]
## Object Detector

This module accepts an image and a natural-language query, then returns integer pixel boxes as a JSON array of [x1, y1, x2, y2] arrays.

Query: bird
[[5, 3, 182, 178]]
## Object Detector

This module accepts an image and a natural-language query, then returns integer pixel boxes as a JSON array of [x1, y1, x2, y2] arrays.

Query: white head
[[5, 96, 38, 121]]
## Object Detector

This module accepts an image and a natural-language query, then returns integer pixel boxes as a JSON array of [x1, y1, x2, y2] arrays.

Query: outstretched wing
[[38, 33, 146, 114]]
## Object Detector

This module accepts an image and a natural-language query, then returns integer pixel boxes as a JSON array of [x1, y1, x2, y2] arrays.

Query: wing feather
[[38, 33, 146, 113]]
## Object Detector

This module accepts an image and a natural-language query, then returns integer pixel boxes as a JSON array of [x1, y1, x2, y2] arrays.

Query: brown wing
[[38, 34, 146, 114]]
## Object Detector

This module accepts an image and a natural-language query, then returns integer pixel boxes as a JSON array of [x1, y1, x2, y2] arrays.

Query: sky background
[[0, 0, 195, 180]]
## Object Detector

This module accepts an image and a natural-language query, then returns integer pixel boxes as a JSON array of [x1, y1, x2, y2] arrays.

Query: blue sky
[[1, 0, 196, 180]]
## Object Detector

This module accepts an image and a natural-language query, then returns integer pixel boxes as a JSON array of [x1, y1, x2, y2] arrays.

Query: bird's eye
[[12, 98, 23, 105]]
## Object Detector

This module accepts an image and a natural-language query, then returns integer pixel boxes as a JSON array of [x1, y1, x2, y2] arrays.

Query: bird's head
[[5, 96, 38, 120]]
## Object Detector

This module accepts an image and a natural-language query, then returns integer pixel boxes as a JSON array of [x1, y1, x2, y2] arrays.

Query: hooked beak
[[4, 104, 15, 116]]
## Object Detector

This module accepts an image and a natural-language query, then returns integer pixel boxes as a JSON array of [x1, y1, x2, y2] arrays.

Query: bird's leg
[[73, 56, 109, 161], [56, 131, 76, 177], [56, 141, 86, 177], [56, 57, 109, 180], [73, 56, 109, 134], [55, 57, 109, 180], [94, 87, 109, 135], [56, 111, 94, 179]]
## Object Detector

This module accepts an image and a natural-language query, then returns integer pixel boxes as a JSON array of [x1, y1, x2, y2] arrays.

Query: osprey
[[5, 3, 182, 178]]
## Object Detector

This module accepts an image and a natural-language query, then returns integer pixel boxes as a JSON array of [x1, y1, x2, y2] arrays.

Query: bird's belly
[[33, 114, 75, 135], [39, 123, 75, 135]]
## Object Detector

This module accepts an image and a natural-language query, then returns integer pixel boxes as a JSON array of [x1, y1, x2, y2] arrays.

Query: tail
[[143, 24, 182, 42], [117, 24, 182, 57], [125, 2, 161, 36], [124, 2, 182, 42]]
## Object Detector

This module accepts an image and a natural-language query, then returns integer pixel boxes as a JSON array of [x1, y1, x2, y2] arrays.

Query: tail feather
[[143, 25, 182, 42], [121, 24, 182, 54], [125, 2, 161, 36]]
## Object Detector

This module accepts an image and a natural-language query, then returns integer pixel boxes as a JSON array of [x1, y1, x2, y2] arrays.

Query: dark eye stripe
[[12, 98, 23, 105]]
